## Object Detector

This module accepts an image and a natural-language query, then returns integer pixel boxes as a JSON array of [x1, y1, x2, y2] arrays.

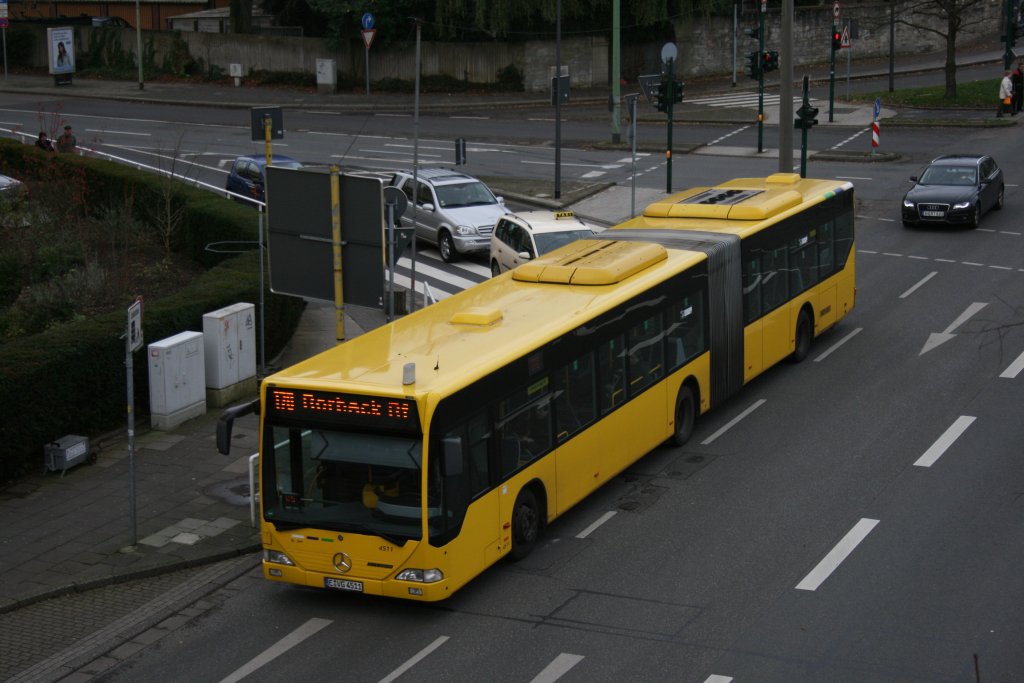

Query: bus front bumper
[[263, 560, 451, 601]]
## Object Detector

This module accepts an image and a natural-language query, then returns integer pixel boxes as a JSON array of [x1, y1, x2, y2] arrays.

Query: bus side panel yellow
[[816, 285, 837, 331], [554, 430, 603, 516], [762, 306, 790, 368], [458, 493, 502, 570], [744, 319, 764, 382]]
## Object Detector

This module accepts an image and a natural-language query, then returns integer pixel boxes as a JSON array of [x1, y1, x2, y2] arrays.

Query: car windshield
[[434, 181, 498, 208], [534, 229, 595, 255], [263, 424, 438, 542], [919, 165, 977, 186]]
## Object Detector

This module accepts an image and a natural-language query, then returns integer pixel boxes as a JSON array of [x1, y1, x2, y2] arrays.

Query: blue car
[[225, 154, 303, 205]]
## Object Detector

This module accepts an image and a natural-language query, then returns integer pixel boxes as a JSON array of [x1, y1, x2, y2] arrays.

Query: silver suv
[[390, 169, 506, 263]]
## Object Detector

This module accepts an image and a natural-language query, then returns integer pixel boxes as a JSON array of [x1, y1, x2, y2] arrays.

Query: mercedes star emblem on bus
[[333, 552, 353, 573]]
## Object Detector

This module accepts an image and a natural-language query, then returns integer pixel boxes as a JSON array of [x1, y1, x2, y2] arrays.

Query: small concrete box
[[203, 302, 257, 408], [43, 434, 90, 476], [316, 58, 337, 93], [148, 331, 206, 430]]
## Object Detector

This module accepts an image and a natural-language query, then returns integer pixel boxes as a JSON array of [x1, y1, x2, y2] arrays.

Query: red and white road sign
[[871, 121, 879, 148], [361, 28, 376, 50], [841, 25, 852, 48]]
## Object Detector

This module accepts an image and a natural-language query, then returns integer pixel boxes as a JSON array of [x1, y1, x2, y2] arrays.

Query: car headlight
[[396, 568, 444, 583], [453, 224, 478, 236], [264, 549, 295, 566], [952, 201, 970, 210], [903, 198, 914, 208]]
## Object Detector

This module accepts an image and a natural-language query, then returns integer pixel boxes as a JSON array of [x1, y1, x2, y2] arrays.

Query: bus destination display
[[267, 387, 419, 431]]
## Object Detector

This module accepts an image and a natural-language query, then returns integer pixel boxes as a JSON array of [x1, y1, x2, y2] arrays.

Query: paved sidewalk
[[0, 41, 1008, 617]]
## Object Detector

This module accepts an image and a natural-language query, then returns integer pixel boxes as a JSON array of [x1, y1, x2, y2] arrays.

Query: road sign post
[[361, 12, 375, 96]]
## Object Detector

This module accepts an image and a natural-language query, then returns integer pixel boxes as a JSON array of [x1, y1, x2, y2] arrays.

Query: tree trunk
[[231, 0, 254, 34], [944, 15, 958, 99]]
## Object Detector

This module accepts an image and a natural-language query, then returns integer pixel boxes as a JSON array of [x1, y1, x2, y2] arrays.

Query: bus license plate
[[324, 577, 363, 592], [922, 210, 944, 217]]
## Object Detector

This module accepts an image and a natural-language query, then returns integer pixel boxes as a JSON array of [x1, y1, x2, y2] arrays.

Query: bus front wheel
[[671, 384, 696, 446], [791, 309, 813, 362], [510, 488, 540, 560]]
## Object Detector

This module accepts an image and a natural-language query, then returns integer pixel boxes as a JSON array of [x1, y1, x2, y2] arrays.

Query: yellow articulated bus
[[217, 173, 855, 602]]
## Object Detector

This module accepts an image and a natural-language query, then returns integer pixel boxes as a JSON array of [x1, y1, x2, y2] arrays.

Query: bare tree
[[895, 0, 992, 99], [149, 133, 193, 259]]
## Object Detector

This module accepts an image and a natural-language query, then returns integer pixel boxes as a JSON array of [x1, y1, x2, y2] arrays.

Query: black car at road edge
[[902, 154, 1004, 229]]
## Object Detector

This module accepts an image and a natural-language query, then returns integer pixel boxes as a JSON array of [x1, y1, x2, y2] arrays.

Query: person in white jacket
[[998, 70, 1013, 117]]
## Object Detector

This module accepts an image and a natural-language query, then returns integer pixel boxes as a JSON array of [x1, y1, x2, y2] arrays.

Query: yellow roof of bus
[[265, 241, 706, 399], [612, 174, 851, 239]]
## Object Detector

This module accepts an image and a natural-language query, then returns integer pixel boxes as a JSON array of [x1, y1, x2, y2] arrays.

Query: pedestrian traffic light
[[761, 50, 779, 73], [746, 51, 761, 79], [655, 77, 669, 112], [673, 80, 685, 104], [795, 101, 819, 130], [831, 29, 842, 51]]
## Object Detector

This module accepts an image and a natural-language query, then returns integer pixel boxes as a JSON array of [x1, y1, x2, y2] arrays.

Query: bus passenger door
[[762, 307, 790, 368]]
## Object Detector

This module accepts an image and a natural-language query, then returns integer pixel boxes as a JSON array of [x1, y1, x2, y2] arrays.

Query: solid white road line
[[576, 511, 617, 539], [795, 518, 879, 591], [378, 636, 451, 683], [219, 618, 332, 683], [900, 271, 938, 299], [529, 653, 585, 683], [700, 399, 766, 445], [1000, 349, 1024, 378], [914, 416, 976, 468], [704, 676, 734, 683], [813, 327, 862, 362]]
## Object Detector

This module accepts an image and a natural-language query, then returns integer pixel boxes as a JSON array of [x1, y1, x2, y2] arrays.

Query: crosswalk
[[686, 92, 823, 110]]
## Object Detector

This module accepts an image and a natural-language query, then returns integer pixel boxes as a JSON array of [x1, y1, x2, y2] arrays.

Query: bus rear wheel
[[510, 488, 540, 560], [791, 309, 812, 362], [671, 384, 696, 446]]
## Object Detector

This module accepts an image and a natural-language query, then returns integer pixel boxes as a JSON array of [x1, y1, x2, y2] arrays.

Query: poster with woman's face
[[47, 27, 75, 75]]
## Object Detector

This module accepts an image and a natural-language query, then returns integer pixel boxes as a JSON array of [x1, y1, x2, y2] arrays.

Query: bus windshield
[[263, 424, 436, 542]]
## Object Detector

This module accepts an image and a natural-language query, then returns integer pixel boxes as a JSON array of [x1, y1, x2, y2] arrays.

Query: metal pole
[[628, 94, 638, 216], [829, 24, 837, 122], [778, 0, 794, 171], [757, 8, 765, 153], [386, 201, 395, 322], [665, 59, 674, 194], [888, 2, 895, 92], [410, 19, 421, 312], [134, 0, 143, 90], [365, 44, 370, 95], [330, 167, 344, 341], [3, 28, 8, 81], [611, 0, 621, 144], [555, 0, 562, 199], [257, 206, 265, 377], [125, 320, 137, 546], [732, 3, 738, 87]]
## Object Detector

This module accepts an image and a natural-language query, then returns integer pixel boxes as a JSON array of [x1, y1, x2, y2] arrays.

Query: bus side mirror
[[442, 436, 463, 476], [216, 398, 260, 455]]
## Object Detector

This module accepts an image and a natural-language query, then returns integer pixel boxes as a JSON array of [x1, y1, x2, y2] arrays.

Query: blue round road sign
[[361, 13, 374, 30]]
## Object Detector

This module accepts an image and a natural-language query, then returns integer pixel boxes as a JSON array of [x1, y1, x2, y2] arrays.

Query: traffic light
[[761, 50, 779, 73], [673, 80, 684, 104], [831, 29, 842, 51], [746, 51, 761, 79], [655, 78, 668, 112], [795, 101, 819, 130]]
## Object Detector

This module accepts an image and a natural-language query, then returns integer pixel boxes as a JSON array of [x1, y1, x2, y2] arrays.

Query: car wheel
[[790, 309, 813, 363], [970, 204, 982, 229], [670, 384, 697, 447], [510, 488, 540, 561], [438, 231, 458, 263], [995, 185, 1005, 210], [490, 260, 502, 277]]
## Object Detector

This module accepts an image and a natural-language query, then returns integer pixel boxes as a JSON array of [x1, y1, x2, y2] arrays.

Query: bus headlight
[[396, 568, 444, 583], [264, 549, 295, 566]]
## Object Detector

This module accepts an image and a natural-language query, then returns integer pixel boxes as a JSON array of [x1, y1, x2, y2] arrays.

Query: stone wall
[[18, 2, 1002, 93]]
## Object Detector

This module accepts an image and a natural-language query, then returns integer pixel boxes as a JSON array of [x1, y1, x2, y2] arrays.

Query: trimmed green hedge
[[0, 141, 305, 483]]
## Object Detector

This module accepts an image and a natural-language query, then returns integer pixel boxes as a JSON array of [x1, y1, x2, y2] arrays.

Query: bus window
[[817, 221, 835, 279], [835, 211, 854, 269], [445, 411, 491, 498], [666, 294, 706, 370], [627, 313, 664, 395], [742, 258, 762, 323], [761, 245, 788, 311], [553, 354, 596, 442], [496, 383, 552, 475], [598, 334, 627, 413], [789, 231, 816, 295]]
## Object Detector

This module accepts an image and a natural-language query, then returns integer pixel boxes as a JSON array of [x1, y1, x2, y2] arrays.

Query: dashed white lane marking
[[707, 125, 751, 146], [914, 416, 976, 468], [378, 636, 451, 683], [529, 654, 585, 683], [219, 618, 332, 683], [576, 511, 617, 539], [813, 327, 862, 362], [701, 399, 766, 446], [899, 271, 937, 299], [1000, 349, 1024, 378], [796, 518, 879, 591]]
